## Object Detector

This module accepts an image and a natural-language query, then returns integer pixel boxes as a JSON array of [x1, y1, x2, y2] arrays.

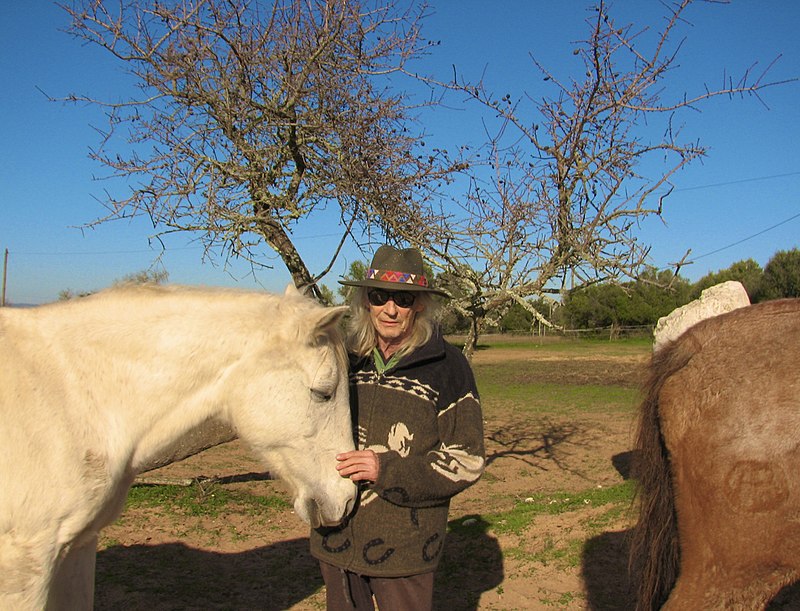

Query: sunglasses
[[367, 289, 416, 308]]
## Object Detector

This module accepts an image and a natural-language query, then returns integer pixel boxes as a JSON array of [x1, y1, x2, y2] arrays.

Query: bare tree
[[392, 0, 793, 356], [58, 0, 455, 299]]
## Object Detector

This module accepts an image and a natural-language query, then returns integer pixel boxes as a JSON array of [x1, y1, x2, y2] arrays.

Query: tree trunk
[[462, 314, 483, 360], [255, 209, 323, 301]]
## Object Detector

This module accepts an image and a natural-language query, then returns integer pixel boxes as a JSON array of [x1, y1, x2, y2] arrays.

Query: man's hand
[[335, 449, 380, 482]]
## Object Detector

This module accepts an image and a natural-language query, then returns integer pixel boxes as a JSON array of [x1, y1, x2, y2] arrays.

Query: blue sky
[[2, 1, 798, 305]]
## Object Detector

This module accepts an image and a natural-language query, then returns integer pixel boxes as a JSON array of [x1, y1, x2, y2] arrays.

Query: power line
[[673, 171, 800, 193], [9, 232, 346, 257], [11, 247, 193, 256], [691, 210, 800, 261], [8, 173, 798, 258]]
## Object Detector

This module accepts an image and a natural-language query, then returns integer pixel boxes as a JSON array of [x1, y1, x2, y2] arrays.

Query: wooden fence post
[[1, 248, 7, 307]]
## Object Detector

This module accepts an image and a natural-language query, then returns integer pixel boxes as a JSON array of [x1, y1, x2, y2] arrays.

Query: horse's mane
[[125, 284, 349, 368], [26, 284, 344, 357], [47, 283, 291, 314], [88, 282, 276, 302]]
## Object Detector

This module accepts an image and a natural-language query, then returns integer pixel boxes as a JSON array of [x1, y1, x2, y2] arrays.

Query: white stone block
[[653, 281, 750, 352]]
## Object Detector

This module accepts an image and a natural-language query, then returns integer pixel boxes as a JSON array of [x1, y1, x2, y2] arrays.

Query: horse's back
[[656, 299, 800, 608], [658, 298, 800, 442]]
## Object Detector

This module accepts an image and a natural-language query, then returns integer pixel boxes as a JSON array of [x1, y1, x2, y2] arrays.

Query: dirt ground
[[93, 344, 799, 610]]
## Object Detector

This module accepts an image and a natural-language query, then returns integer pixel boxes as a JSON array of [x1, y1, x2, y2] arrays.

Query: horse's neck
[[121, 353, 237, 473], [61, 319, 236, 475], [127, 394, 227, 474], [26, 292, 278, 475]]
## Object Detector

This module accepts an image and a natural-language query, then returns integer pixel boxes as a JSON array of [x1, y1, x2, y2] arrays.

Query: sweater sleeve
[[373, 349, 485, 508]]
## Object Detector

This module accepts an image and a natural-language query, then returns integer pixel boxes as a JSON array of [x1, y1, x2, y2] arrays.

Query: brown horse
[[631, 298, 800, 610]]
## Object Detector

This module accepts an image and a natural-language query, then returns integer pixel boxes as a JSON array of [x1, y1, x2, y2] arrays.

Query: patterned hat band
[[367, 268, 429, 287], [338, 245, 449, 297]]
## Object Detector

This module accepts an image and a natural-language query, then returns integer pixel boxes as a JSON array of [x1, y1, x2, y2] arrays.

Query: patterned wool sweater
[[310, 330, 485, 577]]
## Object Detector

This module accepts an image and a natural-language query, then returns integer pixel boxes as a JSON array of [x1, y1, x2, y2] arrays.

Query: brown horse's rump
[[631, 299, 800, 610]]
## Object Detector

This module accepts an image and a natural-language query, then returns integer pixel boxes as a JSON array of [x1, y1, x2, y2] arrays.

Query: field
[[93, 336, 797, 609]]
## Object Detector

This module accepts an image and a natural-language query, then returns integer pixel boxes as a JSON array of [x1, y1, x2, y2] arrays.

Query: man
[[311, 245, 485, 610]]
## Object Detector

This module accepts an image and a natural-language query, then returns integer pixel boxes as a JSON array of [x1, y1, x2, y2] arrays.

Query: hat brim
[[339, 278, 450, 298]]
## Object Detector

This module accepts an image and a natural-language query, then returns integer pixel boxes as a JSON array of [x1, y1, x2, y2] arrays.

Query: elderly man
[[310, 245, 485, 611]]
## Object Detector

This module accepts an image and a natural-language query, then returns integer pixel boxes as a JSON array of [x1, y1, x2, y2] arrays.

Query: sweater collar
[[359, 327, 446, 374]]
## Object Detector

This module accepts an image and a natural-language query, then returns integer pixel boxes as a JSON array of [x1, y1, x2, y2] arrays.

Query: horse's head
[[232, 288, 357, 528]]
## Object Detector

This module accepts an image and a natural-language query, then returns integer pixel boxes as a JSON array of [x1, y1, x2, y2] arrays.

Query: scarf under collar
[[372, 347, 402, 374]]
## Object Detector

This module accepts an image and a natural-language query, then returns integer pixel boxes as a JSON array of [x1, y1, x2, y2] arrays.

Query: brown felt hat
[[339, 245, 449, 297]]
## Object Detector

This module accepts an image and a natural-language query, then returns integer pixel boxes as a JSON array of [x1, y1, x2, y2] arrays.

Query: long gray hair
[[345, 286, 439, 358]]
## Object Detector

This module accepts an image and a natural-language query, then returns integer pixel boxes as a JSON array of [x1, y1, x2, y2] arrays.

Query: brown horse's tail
[[630, 336, 698, 611]]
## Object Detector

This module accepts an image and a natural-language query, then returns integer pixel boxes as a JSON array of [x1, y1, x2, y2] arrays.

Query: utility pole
[[1, 248, 7, 307]]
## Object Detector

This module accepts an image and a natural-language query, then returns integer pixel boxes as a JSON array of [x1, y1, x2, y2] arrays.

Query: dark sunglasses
[[367, 289, 416, 308]]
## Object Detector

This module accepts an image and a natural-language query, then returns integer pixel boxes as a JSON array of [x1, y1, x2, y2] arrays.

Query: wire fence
[[492, 324, 655, 341], [558, 324, 655, 340]]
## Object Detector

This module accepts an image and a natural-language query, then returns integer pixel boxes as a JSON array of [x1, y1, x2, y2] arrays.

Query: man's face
[[367, 289, 425, 353]]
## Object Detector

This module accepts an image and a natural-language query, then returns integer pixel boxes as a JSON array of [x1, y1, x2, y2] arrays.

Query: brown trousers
[[318, 561, 434, 611]]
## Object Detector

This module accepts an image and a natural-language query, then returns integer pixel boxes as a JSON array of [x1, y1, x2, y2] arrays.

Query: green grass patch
[[476, 378, 638, 414], [125, 482, 290, 517], [480, 480, 635, 536], [446, 481, 636, 574], [472, 337, 647, 415], [538, 590, 580, 607], [475, 336, 652, 356]]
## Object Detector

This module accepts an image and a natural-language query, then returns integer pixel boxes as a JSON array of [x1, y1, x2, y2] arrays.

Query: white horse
[[0, 284, 357, 610]]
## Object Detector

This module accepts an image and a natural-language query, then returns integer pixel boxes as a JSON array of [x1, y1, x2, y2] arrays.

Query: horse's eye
[[310, 388, 333, 403]]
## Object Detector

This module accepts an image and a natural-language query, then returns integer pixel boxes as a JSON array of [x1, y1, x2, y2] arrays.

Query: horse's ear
[[286, 283, 320, 298], [310, 305, 349, 335]]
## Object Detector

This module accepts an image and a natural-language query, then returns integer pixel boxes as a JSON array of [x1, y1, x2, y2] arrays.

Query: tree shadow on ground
[[95, 538, 321, 610], [485, 417, 581, 470]]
